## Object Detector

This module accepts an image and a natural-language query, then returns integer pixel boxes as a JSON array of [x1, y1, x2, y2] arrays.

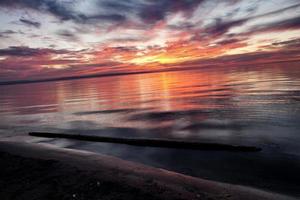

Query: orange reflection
[[1, 63, 300, 129]]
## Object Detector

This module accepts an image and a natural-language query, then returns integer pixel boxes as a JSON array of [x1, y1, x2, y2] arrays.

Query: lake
[[1, 62, 300, 196]]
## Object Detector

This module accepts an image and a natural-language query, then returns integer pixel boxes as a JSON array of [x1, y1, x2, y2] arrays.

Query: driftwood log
[[29, 132, 261, 152]]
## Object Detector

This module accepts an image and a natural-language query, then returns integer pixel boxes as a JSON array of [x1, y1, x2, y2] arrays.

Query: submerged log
[[29, 132, 261, 152]]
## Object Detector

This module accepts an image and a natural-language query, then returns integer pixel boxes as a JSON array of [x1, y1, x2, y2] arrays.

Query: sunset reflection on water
[[1, 63, 300, 196], [1, 63, 300, 132]]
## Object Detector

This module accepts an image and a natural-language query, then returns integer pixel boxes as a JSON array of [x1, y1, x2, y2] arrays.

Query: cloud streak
[[0, 0, 300, 81], [19, 18, 41, 28]]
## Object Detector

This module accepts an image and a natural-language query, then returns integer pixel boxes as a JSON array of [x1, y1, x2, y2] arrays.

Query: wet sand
[[0, 141, 296, 200]]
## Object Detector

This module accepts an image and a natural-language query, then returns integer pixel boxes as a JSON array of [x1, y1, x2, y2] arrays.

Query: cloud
[[215, 38, 243, 45], [138, 0, 204, 24], [0, 46, 44, 57], [0, 45, 126, 81], [19, 18, 41, 28], [0, 30, 18, 34], [1, 0, 300, 82], [0, 46, 87, 81], [100, 1, 136, 12], [56, 30, 79, 41], [0, 0, 126, 24], [0, 46, 70, 57], [0, 0, 75, 21], [81, 14, 126, 23], [271, 38, 300, 50], [190, 48, 300, 66], [251, 16, 300, 33], [167, 22, 196, 30], [205, 18, 246, 37], [202, 3, 300, 38], [107, 36, 150, 44], [0, 30, 18, 38]]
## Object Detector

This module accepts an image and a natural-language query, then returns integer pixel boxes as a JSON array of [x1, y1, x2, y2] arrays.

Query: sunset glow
[[0, 0, 300, 81]]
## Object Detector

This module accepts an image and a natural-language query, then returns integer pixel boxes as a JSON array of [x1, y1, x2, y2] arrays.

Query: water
[[1, 63, 300, 196]]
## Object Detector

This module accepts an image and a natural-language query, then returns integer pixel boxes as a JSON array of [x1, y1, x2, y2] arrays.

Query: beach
[[1, 1, 300, 199], [0, 140, 297, 200]]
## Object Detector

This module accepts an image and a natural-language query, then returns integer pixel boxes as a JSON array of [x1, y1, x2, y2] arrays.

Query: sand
[[0, 141, 296, 200]]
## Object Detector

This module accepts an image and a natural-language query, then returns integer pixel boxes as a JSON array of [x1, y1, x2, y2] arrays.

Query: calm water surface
[[1, 63, 300, 196]]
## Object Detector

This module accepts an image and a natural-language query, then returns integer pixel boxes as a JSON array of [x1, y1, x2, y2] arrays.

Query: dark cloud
[[108, 36, 149, 43], [203, 3, 300, 38], [100, 1, 135, 12], [176, 47, 300, 69], [139, 0, 204, 24], [80, 14, 126, 23], [109, 46, 138, 52], [56, 30, 75, 37], [272, 39, 300, 46], [205, 18, 246, 37], [216, 38, 243, 45], [272, 38, 300, 49], [225, 7, 240, 18], [0, 0, 126, 24], [0, 30, 18, 38], [253, 16, 300, 32], [0, 0, 38, 7], [19, 18, 41, 28], [98, 0, 243, 26], [229, 15, 300, 41], [1, 0, 299, 30], [0, 46, 70, 57], [0, 30, 18, 34], [98, 0, 205, 25], [0, 46, 44, 57], [167, 22, 196, 30], [56, 30, 79, 41], [259, 3, 300, 17], [0, 0, 76, 21]]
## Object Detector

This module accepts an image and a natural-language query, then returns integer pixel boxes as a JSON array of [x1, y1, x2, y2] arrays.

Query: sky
[[0, 0, 300, 81]]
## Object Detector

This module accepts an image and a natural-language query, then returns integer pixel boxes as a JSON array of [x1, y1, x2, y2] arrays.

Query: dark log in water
[[29, 132, 261, 152]]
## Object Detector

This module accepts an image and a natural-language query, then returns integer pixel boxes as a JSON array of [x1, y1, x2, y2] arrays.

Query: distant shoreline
[[0, 67, 197, 86], [0, 141, 296, 200], [2, 58, 299, 86]]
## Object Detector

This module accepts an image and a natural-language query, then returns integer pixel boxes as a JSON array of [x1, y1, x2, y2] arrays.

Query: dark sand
[[0, 141, 296, 200]]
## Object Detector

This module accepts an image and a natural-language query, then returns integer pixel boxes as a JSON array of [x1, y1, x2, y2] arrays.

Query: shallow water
[[1, 62, 300, 196]]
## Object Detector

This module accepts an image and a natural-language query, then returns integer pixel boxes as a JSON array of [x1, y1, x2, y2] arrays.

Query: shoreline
[[0, 141, 296, 200]]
